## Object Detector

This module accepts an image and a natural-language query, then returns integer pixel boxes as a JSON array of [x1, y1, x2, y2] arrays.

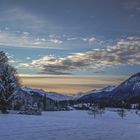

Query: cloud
[[88, 37, 97, 44], [5, 53, 20, 64], [26, 57, 31, 60], [82, 37, 101, 44], [18, 37, 140, 75], [67, 37, 78, 41], [0, 6, 66, 49], [0, 31, 63, 49], [8, 60, 16, 63], [17, 63, 34, 70], [48, 38, 63, 44], [6, 53, 23, 65]]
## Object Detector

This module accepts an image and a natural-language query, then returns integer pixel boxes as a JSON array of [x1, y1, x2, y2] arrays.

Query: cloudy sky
[[0, 0, 140, 94], [0, 0, 140, 76]]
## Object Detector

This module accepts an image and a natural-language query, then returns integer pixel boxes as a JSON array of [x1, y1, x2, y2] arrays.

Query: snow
[[101, 85, 116, 92], [133, 82, 140, 91], [129, 76, 140, 83], [125, 75, 140, 86], [22, 87, 45, 96], [0, 109, 140, 140]]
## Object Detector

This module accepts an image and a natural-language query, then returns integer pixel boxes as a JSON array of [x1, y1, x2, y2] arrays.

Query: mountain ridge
[[22, 87, 73, 101], [77, 72, 140, 103]]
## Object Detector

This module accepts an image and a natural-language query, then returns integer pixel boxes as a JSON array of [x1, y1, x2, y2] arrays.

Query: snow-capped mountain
[[77, 73, 140, 103], [77, 85, 116, 102], [22, 87, 73, 101], [45, 92, 73, 101], [111, 73, 140, 101]]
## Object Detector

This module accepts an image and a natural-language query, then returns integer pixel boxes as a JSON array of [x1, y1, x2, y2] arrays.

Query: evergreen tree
[[0, 51, 20, 113]]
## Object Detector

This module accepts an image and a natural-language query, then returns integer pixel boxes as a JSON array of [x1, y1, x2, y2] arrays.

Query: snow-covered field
[[0, 109, 140, 140]]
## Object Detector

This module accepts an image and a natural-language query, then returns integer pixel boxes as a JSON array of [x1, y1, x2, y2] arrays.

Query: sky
[[0, 0, 140, 94], [20, 75, 127, 95]]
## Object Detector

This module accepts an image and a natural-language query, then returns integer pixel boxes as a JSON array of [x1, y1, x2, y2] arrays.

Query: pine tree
[[0, 51, 20, 113]]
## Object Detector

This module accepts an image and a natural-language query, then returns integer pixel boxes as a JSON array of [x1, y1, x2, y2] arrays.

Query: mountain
[[77, 73, 140, 103], [22, 87, 73, 101], [111, 73, 140, 101], [77, 85, 116, 102], [45, 92, 73, 101]]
